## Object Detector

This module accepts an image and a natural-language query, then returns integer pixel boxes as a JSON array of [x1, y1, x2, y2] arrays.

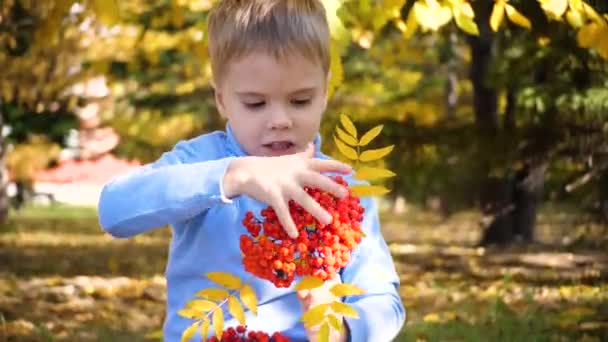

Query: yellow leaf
[[181, 321, 199, 342], [302, 303, 329, 328], [354, 167, 396, 181], [577, 22, 602, 48], [196, 288, 229, 302], [295, 276, 324, 291], [186, 299, 216, 312], [228, 296, 246, 325], [359, 145, 394, 162], [334, 135, 359, 161], [213, 308, 224, 338], [318, 322, 330, 342], [401, 10, 419, 39], [178, 307, 205, 320], [206, 272, 242, 290], [327, 314, 343, 332], [336, 127, 358, 146], [330, 284, 365, 297], [423, 313, 440, 322], [339, 114, 357, 138], [566, 9, 585, 28], [330, 301, 359, 318], [144, 329, 163, 339], [328, 42, 343, 99], [201, 319, 210, 341], [239, 284, 258, 315], [358, 125, 383, 146], [454, 11, 479, 35], [505, 4, 531, 29], [350, 185, 391, 197], [413, 1, 452, 31], [539, 0, 568, 18], [91, 0, 119, 26], [490, 0, 505, 32]]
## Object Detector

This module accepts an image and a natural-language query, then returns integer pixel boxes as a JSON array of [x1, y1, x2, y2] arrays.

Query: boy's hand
[[297, 275, 349, 342], [223, 143, 351, 238]]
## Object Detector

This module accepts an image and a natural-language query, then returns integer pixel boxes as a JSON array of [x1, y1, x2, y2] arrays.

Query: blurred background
[[0, 0, 607, 341]]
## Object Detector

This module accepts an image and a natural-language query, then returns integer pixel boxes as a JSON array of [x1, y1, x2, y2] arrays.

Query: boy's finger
[[291, 187, 332, 225], [308, 159, 352, 174], [273, 196, 299, 239], [302, 173, 348, 199]]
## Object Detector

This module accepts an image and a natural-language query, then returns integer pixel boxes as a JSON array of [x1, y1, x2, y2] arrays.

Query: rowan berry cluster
[[240, 176, 364, 287], [206, 325, 289, 342]]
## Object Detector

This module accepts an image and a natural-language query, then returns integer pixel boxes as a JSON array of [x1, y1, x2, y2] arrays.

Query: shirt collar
[[224, 122, 322, 157]]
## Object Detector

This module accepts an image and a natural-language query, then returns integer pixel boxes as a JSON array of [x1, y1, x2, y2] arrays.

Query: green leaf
[[354, 166, 396, 181], [336, 127, 358, 146], [330, 283, 365, 297], [318, 322, 330, 342], [330, 301, 359, 318], [180, 321, 199, 342], [206, 272, 242, 290], [334, 135, 359, 161], [239, 284, 258, 315], [196, 288, 230, 302], [359, 145, 394, 162], [339, 114, 357, 138], [358, 125, 383, 146], [350, 185, 390, 197], [295, 276, 324, 291], [213, 308, 224, 339], [302, 303, 329, 328], [228, 296, 246, 325], [454, 11, 479, 36]]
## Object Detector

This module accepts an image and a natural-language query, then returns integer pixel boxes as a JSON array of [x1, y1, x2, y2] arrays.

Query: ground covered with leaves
[[0, 205, 606, 341]]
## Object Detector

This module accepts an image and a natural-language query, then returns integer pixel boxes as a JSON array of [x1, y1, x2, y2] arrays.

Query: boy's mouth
[[263, 141, 295, 154]]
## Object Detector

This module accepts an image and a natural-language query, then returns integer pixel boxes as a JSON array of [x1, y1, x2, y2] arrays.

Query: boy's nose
[[268, 108, 293, 130]]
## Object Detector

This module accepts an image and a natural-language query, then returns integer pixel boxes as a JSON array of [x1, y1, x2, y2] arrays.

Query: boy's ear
[[213, 84, 227, 119]]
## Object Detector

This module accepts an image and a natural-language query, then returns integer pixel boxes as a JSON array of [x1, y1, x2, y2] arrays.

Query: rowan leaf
[[181, 321, 199, 342], [358, 125, 383, 146], [505, 4, 531, 29], [206, 272, 242, 290], [359, 145, 394, 162], [228, 296, 246, 325], [330, 301, 359, 318], [201, 319, 210, 341], [330, 283, 365, 297], [196, 288, 230, 302], [295, 276, 324, 291], [178, 307, 205, 320], [336, 127, 358, 146], [239, 284, 258, 315], [327, 314, 343, 333], [213, 308, 224, 338], [334, 135, 359, 161], [339, 114, 357, 138], [318, 322, 330, 342], [354, 167, 396, 181], [350, 185, 391, 197], [186, 299, 216, 312], [490, 1, 505, 31], [302, 303, 329, 328]]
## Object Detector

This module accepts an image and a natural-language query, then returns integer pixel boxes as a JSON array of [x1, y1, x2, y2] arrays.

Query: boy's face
[[214, 51, 328, 157]]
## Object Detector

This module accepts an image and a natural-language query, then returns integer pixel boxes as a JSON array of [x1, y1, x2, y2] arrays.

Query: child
[[97, 0, 405, 341]]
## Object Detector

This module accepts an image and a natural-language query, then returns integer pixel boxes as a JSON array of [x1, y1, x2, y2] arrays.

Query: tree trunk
[[512, 163, 546, 242], [0, 102, 10, 224], [445, 31, 458, 120], [600, 169, 608, 222]]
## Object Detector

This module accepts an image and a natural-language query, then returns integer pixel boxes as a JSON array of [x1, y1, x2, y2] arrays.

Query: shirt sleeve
[[97, 138, 237, 238], [340, 196, 406, 342]]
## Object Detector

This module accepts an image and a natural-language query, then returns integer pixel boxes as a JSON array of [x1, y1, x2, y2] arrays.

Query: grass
[[0, 204, 606, 341]]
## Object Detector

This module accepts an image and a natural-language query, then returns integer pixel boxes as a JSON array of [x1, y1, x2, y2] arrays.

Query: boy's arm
[[340, 197, 406, 342], [98, 139, 236, 238]]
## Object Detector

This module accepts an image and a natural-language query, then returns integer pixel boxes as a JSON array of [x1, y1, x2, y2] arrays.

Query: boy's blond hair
[[207, 0, 330, 85]]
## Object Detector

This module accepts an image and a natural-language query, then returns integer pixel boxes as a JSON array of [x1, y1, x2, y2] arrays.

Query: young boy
[[97, 1, 405, 341]]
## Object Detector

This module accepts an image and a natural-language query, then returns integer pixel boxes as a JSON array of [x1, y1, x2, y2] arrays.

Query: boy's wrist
[[223, 157, 250, 199]]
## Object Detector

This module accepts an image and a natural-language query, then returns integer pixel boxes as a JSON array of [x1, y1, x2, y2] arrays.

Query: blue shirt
[[98, 124, 405, 342]]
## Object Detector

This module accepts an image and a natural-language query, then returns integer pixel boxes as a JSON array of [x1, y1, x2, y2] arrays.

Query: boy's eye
[[244, 101, 265, 109], [291, 98, 311, 106]]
